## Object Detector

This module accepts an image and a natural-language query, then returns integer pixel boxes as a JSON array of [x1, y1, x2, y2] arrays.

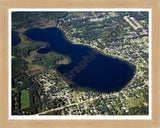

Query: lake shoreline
[[58, 26, 137, 93], [24, 26, 137, 93]]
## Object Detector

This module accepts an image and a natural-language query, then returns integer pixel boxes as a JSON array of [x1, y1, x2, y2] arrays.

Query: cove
[[12, 30, 21, 46], [25, 27, 136, 93]]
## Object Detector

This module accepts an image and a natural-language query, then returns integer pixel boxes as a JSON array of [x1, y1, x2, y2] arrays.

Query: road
[[35, 97, 99, 115]]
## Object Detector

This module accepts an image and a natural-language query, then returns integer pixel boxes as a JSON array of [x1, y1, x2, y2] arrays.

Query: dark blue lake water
[[25, 27, 136, 93], [12, 30, 21, 46]]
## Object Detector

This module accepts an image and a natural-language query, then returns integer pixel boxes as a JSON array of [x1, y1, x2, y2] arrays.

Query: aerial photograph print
[[11, 9, 150, 118]]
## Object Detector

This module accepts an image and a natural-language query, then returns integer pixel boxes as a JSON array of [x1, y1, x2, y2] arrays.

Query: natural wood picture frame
[[0, 0, 160, 128]]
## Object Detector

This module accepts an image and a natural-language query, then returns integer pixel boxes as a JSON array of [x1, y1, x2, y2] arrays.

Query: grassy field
[[21, 90, 30, 109], [125, 96, 145, 108], [73, 91, 78, 103]]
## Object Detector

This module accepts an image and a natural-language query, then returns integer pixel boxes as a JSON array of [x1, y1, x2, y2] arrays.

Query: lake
[[24, 27, 136, 93], [12, 30, 21, 46]]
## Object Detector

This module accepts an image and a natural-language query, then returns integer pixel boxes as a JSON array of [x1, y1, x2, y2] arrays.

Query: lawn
[[73, 91, 78, 103], [125, 96, 145, 108], [21, 90, 30, 109]]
